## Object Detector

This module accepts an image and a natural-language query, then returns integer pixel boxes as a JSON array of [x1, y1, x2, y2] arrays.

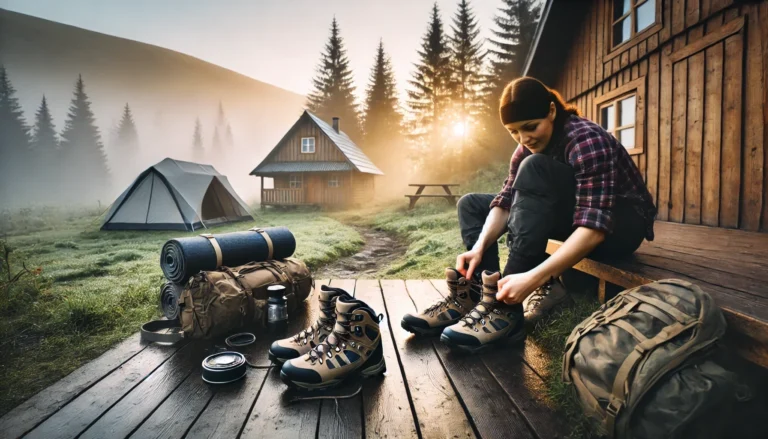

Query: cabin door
[[306, 174, 323, 204]]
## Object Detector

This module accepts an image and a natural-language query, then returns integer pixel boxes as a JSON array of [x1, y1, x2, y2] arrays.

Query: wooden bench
[[405, 184, 460, 209], [547, 221, 768, 368]]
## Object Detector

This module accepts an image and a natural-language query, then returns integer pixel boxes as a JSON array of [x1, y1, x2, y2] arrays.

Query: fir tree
[[407, 3, 453, 155], [110, 103, 140, 186], [0, 66, 31, 205], [59, 75, 111, 202], [31, 96, 58, 153], [488, 0, 541, 89], [448, 0, 488, 142], [211, 126, 222, 153], [307, 17, 362, 143], [30, 96, 60, 202], [192, 118, 204, 162], [116, 103, 139, 149]]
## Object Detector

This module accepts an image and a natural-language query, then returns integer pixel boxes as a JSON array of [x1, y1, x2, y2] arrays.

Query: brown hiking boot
[[401, 268, 479, 335], [523, 277, 569, 324], [440, 270, 525, 353], [268, 285, 351, 363], [280, 295, 386, 390]]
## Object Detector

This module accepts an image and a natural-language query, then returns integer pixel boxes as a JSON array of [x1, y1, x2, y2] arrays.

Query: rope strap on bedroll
[[200, 234, 223, 268], [250, 227, 274, 260], [141, 319, 184, 343]]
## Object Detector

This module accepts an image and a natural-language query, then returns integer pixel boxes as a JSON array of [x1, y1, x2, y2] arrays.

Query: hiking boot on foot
[[523, 277, 569, 324], [280, 295, 386, 390], [440, 270, 525, 353], [268, 285, 351, 363], [401, 268, 479, 336]]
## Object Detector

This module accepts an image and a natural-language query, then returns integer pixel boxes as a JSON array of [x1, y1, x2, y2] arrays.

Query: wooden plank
[[638, 39, 648, 59], [197, 280, 328, 439], [582, 8, 590, 95], [0, 333, 149, 439], [670, 37, 688, 222], [420, 282, 535, 439], [702, 41, 724, 226], [740, 4, 764, 231], [589, 2, 596, 89], [315, 279, 363, 439], [762, 2, 768, 231], [24, 341, 187, 439], [658, 44, 673, 220], [629, 45, 638, 64], [638, 59, 648, 181], [391, 280, 476, 438], [702, 0, 712, 18], [128, 366, 214, 439], [670, 16, 745, 63], [595, 0, 603, 84], [687, 0, 702, 27], [647, 52, 660, 203], [81, 342, 211, 439], [638, 244, 768, 284], [648, 33, 659, 52], [720, 31, 744, 228], [661, 0, 673, 42], [354, 279, 419, 439], [685, 38, 705, 224], [673, 0, 686, 36]]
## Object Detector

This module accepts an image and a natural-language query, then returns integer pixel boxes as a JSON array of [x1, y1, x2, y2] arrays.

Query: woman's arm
[[457, 206, 510, 280], [496, 226, 605, 304]]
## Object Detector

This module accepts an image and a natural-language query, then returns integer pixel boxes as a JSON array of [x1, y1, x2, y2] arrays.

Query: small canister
[[201, 351, 247, 384], [267, 285, 288, 334]]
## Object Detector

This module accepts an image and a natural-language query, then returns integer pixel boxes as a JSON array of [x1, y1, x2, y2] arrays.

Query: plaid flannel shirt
[[490, 115, 657, 240]]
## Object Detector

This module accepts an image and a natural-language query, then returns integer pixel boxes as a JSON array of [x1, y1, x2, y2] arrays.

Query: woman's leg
[[457, 193, 502, 278]]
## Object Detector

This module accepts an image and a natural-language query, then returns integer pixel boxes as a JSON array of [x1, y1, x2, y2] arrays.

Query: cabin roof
[[250, 110, 384, 176]]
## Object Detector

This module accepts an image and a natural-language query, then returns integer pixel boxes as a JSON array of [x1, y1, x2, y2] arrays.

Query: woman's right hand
[[456, 248, 483, 281]]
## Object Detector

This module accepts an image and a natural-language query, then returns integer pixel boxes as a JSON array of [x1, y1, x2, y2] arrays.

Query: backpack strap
[[250, 228, 274, 260], [200, 234, 223, 268], [141, 319, 184, 343]]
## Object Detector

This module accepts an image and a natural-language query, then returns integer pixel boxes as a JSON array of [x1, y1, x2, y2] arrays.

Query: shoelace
[[424, 279, 480, 316], [293, 298, 336, 345], [461, 283, 499, 328], [305, 311, 355, 365], [526, 280, 554, 309]]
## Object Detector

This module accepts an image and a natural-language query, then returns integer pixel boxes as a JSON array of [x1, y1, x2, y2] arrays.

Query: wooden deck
[[0, 279, 568, 439]]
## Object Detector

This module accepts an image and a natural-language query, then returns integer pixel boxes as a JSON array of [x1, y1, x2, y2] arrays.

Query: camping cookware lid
[[201, 351, 247, 384]]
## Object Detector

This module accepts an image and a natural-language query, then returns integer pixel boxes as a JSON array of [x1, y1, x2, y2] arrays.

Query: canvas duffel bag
[[563, 279, 748, 439], [142, 258, 313, 342]]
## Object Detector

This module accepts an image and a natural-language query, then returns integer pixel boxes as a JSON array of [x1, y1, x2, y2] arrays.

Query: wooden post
[[260, 176, 264, 208]]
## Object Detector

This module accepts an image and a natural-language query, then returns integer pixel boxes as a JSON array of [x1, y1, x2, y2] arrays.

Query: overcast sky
[[1, 0, 515, 104]]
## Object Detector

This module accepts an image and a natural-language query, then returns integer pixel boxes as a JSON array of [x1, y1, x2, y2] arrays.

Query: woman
[[402, 77, 656, 353]]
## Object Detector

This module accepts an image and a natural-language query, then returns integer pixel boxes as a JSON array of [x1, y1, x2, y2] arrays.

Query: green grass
[[0, 206, 363, 416]]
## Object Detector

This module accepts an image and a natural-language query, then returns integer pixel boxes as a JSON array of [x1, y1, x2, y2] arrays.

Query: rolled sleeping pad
[[160, 227, 296, 285], [160, 281, 184, 320]]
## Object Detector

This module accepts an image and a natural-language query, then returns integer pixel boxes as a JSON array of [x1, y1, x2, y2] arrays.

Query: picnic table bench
[[405, 184, 460, 209], [548, 221, 768, 369]]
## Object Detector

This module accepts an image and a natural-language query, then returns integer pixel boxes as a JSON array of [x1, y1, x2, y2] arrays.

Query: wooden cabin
[[250, 110, 383, 208], [525, 0, 768, 368]]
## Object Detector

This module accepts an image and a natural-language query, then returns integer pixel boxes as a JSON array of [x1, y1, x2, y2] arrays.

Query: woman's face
[[504, 102, 556, 153]]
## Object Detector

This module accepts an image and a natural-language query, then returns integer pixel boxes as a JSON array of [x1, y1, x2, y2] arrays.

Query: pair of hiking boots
[[269, 285, 385, 390], [401, 268, 568, 353]]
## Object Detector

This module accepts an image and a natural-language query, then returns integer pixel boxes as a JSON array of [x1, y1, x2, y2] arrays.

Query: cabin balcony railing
[[261, 188, 305, 205]]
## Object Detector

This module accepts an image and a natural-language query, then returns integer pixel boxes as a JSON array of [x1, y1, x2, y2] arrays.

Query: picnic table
[[405, 184, 460, 209]]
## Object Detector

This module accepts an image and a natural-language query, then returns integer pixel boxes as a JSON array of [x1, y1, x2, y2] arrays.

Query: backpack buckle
[[606, 399, 623, 417]]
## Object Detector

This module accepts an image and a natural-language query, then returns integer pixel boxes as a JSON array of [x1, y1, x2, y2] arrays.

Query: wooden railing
[[262, 189, 305, 205]]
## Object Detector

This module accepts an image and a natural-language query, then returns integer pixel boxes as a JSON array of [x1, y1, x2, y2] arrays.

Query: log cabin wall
[[271, 118, 347, 162], [539, 0, 768, 232]]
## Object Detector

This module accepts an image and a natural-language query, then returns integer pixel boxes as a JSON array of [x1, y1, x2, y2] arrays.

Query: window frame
[[593, 76, 646, 156], [289, 174, 303, 189], [605, 0, 662, 61], [301, 137, 316, 154], [327, 174, 340, 188]]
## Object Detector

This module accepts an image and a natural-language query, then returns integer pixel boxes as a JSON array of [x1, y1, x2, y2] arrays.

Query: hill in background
[[0, 8, 306, 205]]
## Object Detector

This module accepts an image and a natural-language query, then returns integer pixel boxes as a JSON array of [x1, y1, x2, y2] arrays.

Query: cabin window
[[612, 0, 657, 48], [289, 174, 303, 189], [328, 174, 340, 188], [301, 137, 315, 153], [593, 76, 645, 156]]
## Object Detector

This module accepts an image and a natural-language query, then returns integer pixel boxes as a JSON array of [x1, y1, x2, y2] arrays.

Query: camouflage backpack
[[563, 279, 748, 439], [142, 258, 313, 342]]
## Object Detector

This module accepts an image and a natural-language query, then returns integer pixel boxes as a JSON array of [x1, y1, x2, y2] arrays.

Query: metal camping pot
[[267, 285, 288, 334], [201, 351, 247, 384]]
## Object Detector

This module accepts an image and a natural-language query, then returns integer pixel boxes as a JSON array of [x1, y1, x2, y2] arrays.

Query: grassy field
[[0, 206, 364, 416]]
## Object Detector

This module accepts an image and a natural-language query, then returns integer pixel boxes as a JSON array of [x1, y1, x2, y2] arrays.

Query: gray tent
[[101, 158, 253, 231]]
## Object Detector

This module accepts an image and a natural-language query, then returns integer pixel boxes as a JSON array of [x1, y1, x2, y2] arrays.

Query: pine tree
[[192, 118, 204, 162], [30, 96, 60, 202], [488, 0, 542, 89], [110, 103, 140, 186], [211, 126, 222, 153], [59, 74, 111, 203], [448, 0, 488, 144], [407, 3, 453, 158], [362, 40, 404, 174], [307, 17, 362, 143], [31, 96, 58, 153], [116, 103, 139, 150], [0, 66, 31, 206]]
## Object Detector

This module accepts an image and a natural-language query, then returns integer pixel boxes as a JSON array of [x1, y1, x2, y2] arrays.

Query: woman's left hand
[[496, 271, 539, 305]]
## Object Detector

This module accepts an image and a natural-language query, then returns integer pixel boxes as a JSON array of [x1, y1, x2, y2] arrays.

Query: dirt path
[[314, 226, 406, 278]]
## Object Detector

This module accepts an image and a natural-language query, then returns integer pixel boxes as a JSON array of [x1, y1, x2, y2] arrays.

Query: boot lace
[[461, 283, 499, 329], [424, 279, 480, 316], [293, 298, 335, 346], [526, 280, 553, 310], [305, 311, 355, 365]]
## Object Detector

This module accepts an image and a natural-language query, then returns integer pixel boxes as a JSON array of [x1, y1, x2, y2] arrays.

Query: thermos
[[267, 285, 288, 334]]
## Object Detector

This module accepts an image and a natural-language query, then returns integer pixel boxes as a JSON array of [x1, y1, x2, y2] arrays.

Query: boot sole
[[400, 319, 453, 336], [268, 350, 295, 364], [280, 352, 387, 390], [439, 329, 526, 354]]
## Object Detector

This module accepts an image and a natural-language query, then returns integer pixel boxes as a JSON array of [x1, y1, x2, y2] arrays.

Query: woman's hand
[[496, 271, 540, 305], [456, 249, 483, 281]]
